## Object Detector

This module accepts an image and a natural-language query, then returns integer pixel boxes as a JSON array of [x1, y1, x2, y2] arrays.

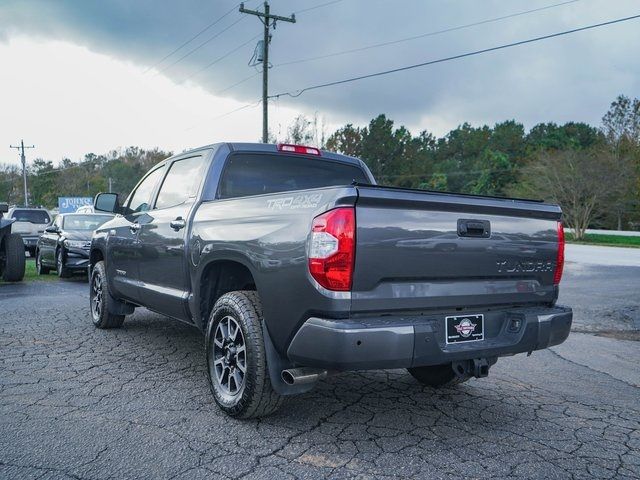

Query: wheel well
[[90, 249, 104, 268], [200, 260, 257, 322]]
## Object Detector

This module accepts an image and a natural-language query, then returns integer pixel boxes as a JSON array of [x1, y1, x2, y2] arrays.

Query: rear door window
[[219, 153, 370, 199], [11, 209, 50, 224], [155, 156, 205, 209]]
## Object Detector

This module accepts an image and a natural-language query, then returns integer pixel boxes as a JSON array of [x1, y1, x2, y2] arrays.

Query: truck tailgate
[[351, 186, 562, 313]]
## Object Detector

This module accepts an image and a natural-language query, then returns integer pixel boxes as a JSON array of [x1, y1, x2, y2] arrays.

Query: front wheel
[[36, 250, 51, 275], [89, 261, 124, 329], [206, 291, 283, 418], [56, 248, 71, 278]]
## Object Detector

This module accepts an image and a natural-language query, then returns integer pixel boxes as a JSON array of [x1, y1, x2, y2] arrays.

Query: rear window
[[11, 209, 50, 224], [219, 153, 370, 199], [62, 214, 113, 230]]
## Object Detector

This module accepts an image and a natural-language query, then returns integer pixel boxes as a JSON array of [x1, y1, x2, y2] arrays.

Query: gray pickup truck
[[90, 142, 572, 418]]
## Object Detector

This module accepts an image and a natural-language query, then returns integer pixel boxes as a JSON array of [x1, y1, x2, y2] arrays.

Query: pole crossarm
[[239, 4, 296, 24]]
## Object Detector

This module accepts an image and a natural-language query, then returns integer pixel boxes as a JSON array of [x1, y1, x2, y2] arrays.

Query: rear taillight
[[308, 207, 355, 291], [554, 221, 565, 285]]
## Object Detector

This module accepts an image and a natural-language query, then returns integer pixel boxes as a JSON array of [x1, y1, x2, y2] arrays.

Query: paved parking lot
[[1, 251, 639, 479]]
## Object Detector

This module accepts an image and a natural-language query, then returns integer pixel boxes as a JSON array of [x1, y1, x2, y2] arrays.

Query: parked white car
[[75, 205, 94, 214], [7, 207, 52, 257]]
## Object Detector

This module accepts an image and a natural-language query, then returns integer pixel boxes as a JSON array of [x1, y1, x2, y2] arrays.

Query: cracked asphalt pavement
[[1, 256, 639, 479]]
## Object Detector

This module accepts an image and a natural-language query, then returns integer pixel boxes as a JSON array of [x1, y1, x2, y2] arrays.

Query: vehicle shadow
[[120, 309, 555, 431], [68, 309, 626, 478]]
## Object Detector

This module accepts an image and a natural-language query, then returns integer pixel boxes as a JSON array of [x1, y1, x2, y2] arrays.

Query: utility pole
[[239, 2, 295, 143], [10, 140, 35, 207], [108, 177, 113, 193]]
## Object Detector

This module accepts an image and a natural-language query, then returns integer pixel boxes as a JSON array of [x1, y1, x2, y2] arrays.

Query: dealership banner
[[58, 197, 93, 213]]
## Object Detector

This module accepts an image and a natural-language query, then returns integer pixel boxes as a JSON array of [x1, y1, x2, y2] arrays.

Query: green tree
[[601, 95, 640, 229], [325, 124, 363, 157], [518, 149, 618, 239], [602, 95, 640, 151], [469, 150, 514, 196], [0, 164, 22, 205]]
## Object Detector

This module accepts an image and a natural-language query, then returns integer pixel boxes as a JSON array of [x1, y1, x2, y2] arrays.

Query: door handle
[[170, 217, 186, 231], [129, 222, 141, 233]]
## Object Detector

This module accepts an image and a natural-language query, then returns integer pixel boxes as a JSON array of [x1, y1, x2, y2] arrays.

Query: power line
[[275, 0, 581, 68], [270, 13, 640, 100], [198, 0, 580, 97], [155, 16, 247, 75], [210, 0, 347, 95], [184, 98, 262, 132], [144, 3, 240, 74], [294, 0, 345, 15], [182, 33, 262, 83], [216, 71, 260, 95]]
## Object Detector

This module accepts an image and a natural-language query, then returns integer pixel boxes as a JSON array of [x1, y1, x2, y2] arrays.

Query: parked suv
[[7, 206, 51, 257]]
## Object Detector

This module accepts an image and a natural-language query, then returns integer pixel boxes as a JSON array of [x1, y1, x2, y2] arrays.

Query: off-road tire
[[56, 248, 71, 278], [206, 291, 284, 418], [89, 261, 125, 329], [36, 250, 51, 275], [408, 363, 470, 387], [2, 233, 26, 282]]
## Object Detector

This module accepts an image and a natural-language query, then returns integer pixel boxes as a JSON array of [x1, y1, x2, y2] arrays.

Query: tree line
[[1, 94, 638, 239]]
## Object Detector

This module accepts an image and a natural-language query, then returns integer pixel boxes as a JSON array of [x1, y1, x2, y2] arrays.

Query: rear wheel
[[36, 250, 51, 275], [206, 291, 283, 418], [407, 363, 469, 387], [2, 233, 26, 282], [89, 261, 125, 329], [56, 248, 71, 278]]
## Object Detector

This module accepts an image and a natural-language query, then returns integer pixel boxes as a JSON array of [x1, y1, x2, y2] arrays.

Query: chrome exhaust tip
[[281, 367, 328, 386]]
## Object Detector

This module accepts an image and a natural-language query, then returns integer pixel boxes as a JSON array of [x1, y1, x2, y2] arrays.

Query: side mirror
[[45, 225, 59, 234], [94, 192, 121, 214], [0, 203, 8, 214]]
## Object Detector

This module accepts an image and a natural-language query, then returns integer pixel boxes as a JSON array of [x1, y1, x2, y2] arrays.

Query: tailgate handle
[[457, 219, 490, 238]]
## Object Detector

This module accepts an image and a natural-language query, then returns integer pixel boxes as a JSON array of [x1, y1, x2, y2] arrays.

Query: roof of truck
[[174, 142, 363, 166]]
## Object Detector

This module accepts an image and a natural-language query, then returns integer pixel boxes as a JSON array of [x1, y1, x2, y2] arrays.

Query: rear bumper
[[287, 305, 572, 370]]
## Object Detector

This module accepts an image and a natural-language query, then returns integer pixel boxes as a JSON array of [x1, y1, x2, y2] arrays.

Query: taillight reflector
[[554, 221, 565, 285], [308, 207, 355, 291], [277, 143, 321, 156]]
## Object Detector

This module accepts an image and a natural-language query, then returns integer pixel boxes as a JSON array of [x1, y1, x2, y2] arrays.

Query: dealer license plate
[[445, 314, 484, 344]]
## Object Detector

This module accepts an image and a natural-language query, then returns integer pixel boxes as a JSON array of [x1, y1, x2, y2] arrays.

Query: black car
[[36, 213, 113, 278]]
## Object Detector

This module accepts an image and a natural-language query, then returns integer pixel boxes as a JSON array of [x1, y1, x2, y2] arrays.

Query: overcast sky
[[1, 0, 639, 165]]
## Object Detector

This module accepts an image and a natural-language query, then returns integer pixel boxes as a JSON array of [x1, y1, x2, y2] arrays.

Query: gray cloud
[[2, 0, 639, 133]]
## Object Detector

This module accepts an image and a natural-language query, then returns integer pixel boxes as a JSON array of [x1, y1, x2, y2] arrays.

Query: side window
[[155, 156, 205, 209], [55, 216, 63, 229], [127, 167, 165, 213]]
